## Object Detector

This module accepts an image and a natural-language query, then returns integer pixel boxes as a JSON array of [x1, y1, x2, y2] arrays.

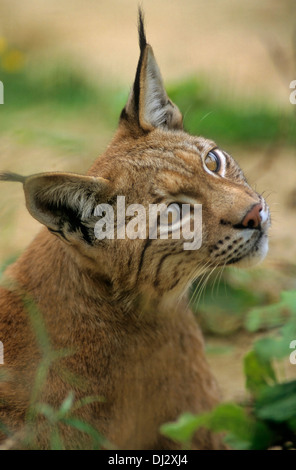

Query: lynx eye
[[159, 203, 182, 235], [166, 203, 181, 226], [204, 150, 221, 173]]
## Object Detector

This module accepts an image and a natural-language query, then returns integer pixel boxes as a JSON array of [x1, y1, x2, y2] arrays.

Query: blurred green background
[[0, 0, 296, 411]]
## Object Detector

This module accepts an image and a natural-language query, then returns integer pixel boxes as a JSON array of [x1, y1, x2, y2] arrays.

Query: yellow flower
[[0, 37, 7, 55], [1, 49, 25, 72]]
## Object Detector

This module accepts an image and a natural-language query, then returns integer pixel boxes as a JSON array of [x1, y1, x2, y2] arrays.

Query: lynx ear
[[121, 11, 183, 132], [0, 171, 110, 245]]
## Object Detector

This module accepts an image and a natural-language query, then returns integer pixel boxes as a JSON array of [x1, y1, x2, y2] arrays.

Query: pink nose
[[242, 203, 262, 229]]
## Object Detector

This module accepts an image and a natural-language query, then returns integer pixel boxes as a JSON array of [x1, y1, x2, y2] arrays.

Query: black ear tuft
[[133, 8, 148, 115], [138, 8, 147, 52]]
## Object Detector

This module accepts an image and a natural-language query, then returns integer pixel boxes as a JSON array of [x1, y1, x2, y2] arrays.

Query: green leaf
[[244, 350, 276, 395], [200, 403, 254, 442], [245, 305, 287, 332], [50, 427, 64, 450], [161, 404, 255, 449], [288, 417, 296, 431], [58, 391, 75, 416], [254, 320, 296, 361], [280, 291, 296, 315], [255, 381, 296, 422], [71, 395, 105, 412], [61, 417, 105, 449], [248, 421, 275, 450], [191, 278, 260, 335], [160, 412, 203, 444], [34, 403, 56, 423], [245, 290, 296, 333]]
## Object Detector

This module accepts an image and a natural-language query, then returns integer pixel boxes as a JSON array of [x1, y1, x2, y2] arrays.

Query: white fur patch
[[143, 50, 171, 128]]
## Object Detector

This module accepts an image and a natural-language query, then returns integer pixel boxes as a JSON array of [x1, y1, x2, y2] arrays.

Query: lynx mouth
[[230, 231, 269, 268], [209, 227, 269, 268]]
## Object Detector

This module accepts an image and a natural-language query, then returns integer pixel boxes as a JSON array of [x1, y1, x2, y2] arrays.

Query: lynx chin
[[0, 9, 270, 450]]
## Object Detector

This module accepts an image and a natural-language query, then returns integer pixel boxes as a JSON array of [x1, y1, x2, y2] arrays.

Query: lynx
[[0, 12, 270, 449]]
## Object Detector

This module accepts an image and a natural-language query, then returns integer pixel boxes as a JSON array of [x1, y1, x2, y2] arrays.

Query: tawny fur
[[0, 12, 269, 450]]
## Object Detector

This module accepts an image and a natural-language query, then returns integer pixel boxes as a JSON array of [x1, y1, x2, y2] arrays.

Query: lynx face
[[86, 129, 270, 298], [0, 14, 270, 300]]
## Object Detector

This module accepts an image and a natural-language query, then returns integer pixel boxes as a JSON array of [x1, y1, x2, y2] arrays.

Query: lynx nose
[[241, 203, 262, 229]]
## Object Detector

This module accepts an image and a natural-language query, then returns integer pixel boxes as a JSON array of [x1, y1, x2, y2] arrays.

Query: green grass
[[0, 61, 295, 150], [168, 78, 296, 147], [0, 62, 126, 124]]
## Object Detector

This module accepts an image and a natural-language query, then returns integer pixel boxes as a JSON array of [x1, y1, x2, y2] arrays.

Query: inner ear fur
[[23, 172, 110, 243]]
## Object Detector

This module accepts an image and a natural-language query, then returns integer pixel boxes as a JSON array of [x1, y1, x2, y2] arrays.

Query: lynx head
[[0, 11, 270, 301]]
